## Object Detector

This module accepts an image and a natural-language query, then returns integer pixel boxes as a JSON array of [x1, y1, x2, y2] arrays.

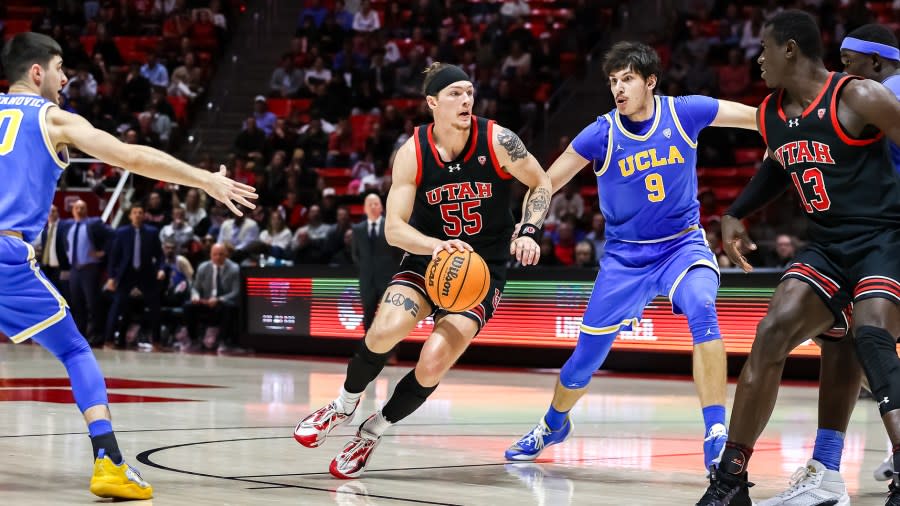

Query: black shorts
[[388, 253, 506, 331], [781, 228, 900, 338]]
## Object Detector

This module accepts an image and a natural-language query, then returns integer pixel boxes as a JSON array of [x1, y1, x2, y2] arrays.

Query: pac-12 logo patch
[[663, 128, 671, 139], [478, 155, 486, 165], [817, 108, 825, 119]]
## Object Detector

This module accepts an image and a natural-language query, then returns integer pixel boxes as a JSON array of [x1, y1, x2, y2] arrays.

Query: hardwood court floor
[[0, 342, 892, 505]]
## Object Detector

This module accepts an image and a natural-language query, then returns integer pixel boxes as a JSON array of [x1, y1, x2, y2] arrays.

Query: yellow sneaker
[[89, 452, 153, 500]]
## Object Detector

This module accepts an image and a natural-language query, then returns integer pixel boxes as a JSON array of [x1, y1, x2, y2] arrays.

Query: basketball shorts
[[782, 228, 900, 338], [0, 235, 69, 343], [580, 228, 719, 336], [388, 253, 506, 331]]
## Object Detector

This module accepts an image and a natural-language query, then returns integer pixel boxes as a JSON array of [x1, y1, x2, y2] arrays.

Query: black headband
[[424, 65, 471, 96]]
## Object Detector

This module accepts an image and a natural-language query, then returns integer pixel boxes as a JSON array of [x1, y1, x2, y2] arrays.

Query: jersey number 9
[[645, 173, 666, 202], [0, 109, 24, 156]]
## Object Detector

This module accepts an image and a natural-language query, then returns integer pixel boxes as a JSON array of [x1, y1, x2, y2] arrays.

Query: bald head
[[210, 243, 228, 266], [364, 193, 383, 221], [72, 200, 87, 220]]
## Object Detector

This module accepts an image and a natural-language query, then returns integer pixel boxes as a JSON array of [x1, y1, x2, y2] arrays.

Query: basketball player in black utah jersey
[[293, 63, 552, 479], [697, 11, 900, 506]]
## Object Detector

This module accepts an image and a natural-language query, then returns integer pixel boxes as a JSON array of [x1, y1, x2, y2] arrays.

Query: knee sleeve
[[381, 369, 438, 423], [673, 267, 721, 345], [559, 330, 616, 389], [343, 339, 392, 394], [32, 312, 108, 412], [854, 325, 900, 416]]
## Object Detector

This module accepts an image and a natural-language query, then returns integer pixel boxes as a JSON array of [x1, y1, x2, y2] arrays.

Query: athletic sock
[[544, 406, 569, 431], [88, 419, 122, 464], [812, 428, 844, 471], [361, 411, 392, 437], [336, 386, 362, 415], [702, 405, 726, 435]]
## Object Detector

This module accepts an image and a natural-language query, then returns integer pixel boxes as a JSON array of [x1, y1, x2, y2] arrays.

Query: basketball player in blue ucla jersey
[[504, 41, 759, 472], [0, 33, 256, 499], [746, 25, 900, 505]]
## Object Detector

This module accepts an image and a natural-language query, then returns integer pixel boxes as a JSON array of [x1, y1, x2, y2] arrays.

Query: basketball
[[425, 249, 490, 313]]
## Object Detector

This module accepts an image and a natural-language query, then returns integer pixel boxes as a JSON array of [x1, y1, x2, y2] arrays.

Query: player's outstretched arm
[[384, 139, 471, 258], [46, 108, 257, 216], [493, 126, 552, 265], [842, 78, 900, 147], [710, 100, 758, 130]]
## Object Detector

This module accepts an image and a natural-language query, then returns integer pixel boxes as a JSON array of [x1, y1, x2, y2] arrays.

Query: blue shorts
[[0, 235, 68, 343], [580, 228, 718, 335]]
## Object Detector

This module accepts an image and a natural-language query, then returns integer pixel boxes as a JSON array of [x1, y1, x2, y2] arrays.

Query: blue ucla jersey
[[0, 94, 69, 243], [572, 95, 719, 242], [883, 75, 900, 172]]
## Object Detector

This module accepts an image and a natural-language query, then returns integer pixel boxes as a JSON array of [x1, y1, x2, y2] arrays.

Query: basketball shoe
[[755, 459, 848, 506], [295, 399, 358, 448], [89, 449, 153, 500], [704, 423, 728, 471], [877, 455, 895, 481], [330, 419, 381, 479], [505, 417, 573, 461], [696, 465, 753, 506]]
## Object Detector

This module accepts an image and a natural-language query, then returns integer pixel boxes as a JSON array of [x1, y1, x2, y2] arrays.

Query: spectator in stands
[[352, 0, 381, 33], [35, 204, 70, 296], [350, 151, 376, 194], [104, 203, 164, 348], [699, 189, 721, 229], [159, 206, 195, 253], [500, 0, 531, 19], [719, 4, 743, 47], [182, 188, 208, 229], [327, 205, 352, 254], [717, 47, 751, 100], [326, 118, 355, 166], [305, 56, 333, 90], [61, 81, 90, 116], [170, 52, 203, 99], [574, 240, 597, 268], [553, 217, 578, 266], [739, 7, 764, 60], [250, 95, 277, 136], [537, 236, 561, 267], [160, 238, 193, 316], [330, 229, 355, 265], [235, 117, 267, 156], [334, 0, 354, 32], [298, 0, 329, 29], [218, 207, 260, 255], [146, 103, 173, 148], [63, 65, 98, 102], [189, 8, 220, 49], [585, 212, 606, 261], [145, 190, 169, 226], [269, 53, 305, 98], [141, 52, 170, 89], [266, 121, 298, 159], [259, 209, 293, 258], [350, 193, 396, 329], [281, 190, 308, 229], [548, 182, 585, 225], [533, 32, 560, 83], [184, 243, 241, 352], [766, 233, 798, 269], [124, 62, 152, 113], [293, 204, 334, 263], [154, 0, 180, 18], [501, 40, 532, 79], [367, 48, 395, 98], [136, 111, 162, 149], [66, 199, 107, 344]]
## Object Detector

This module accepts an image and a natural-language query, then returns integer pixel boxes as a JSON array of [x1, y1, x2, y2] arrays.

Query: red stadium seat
[[316, 168, 353, 188], [167, 95, 189, 124], [3, 19, 32, 39], [734, 147, 765, 165], [350, 114, 379, 152], [80, 35, 97, 55]]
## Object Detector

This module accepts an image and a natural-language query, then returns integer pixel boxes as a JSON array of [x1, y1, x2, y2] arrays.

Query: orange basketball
[[425, 249, 490, 313]]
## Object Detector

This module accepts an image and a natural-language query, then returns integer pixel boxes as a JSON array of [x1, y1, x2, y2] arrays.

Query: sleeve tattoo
[[523, 187, 550, 226], [497, 127, 528, 162]]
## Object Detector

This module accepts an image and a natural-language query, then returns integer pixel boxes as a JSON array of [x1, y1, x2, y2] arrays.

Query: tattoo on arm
[[383, 290, 420, 318], [497, 128, 528, 162], [523, 187, 550, 226]]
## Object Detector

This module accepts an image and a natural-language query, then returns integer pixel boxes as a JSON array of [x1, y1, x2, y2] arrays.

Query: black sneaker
[[696, 465, 753, 506], [887, 477, 900, 506]]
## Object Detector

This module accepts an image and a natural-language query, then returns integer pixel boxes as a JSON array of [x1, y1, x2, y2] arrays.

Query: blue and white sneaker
[[505, 417, 573, 461], [703, 423, 728, 471]]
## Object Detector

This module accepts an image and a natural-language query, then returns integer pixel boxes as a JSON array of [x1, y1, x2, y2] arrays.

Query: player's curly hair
[[602, 41, 661, 82], [1, 32, 63, 83], [764, 9, 823, 60]]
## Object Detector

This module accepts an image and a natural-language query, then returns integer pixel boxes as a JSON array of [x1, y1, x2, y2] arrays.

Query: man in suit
[[351, 193, 398, 331], [104, 203, 164, 348], [36, 204, 71, 297], [184, 243, 241, 351], [67, 199, 109, 343]]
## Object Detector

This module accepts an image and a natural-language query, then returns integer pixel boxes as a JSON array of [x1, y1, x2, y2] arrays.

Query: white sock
[[361, 411, 392, 437], [336, 387, 362, 414]]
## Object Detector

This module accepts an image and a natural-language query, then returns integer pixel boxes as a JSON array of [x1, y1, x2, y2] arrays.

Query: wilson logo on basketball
[[442, 255, 466, 296]]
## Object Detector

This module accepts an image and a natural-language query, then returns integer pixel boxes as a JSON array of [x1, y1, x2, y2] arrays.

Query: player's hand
[[510, 236, 540, 266], [431, 239, 473, 259], [510, 222, 522, 241], [721, 215, 756, 273], [203, 165, 258, 217]]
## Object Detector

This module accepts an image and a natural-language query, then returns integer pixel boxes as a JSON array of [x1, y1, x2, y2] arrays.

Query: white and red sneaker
[[294, 400, 357, 448], [329, 425, 382, 479]]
